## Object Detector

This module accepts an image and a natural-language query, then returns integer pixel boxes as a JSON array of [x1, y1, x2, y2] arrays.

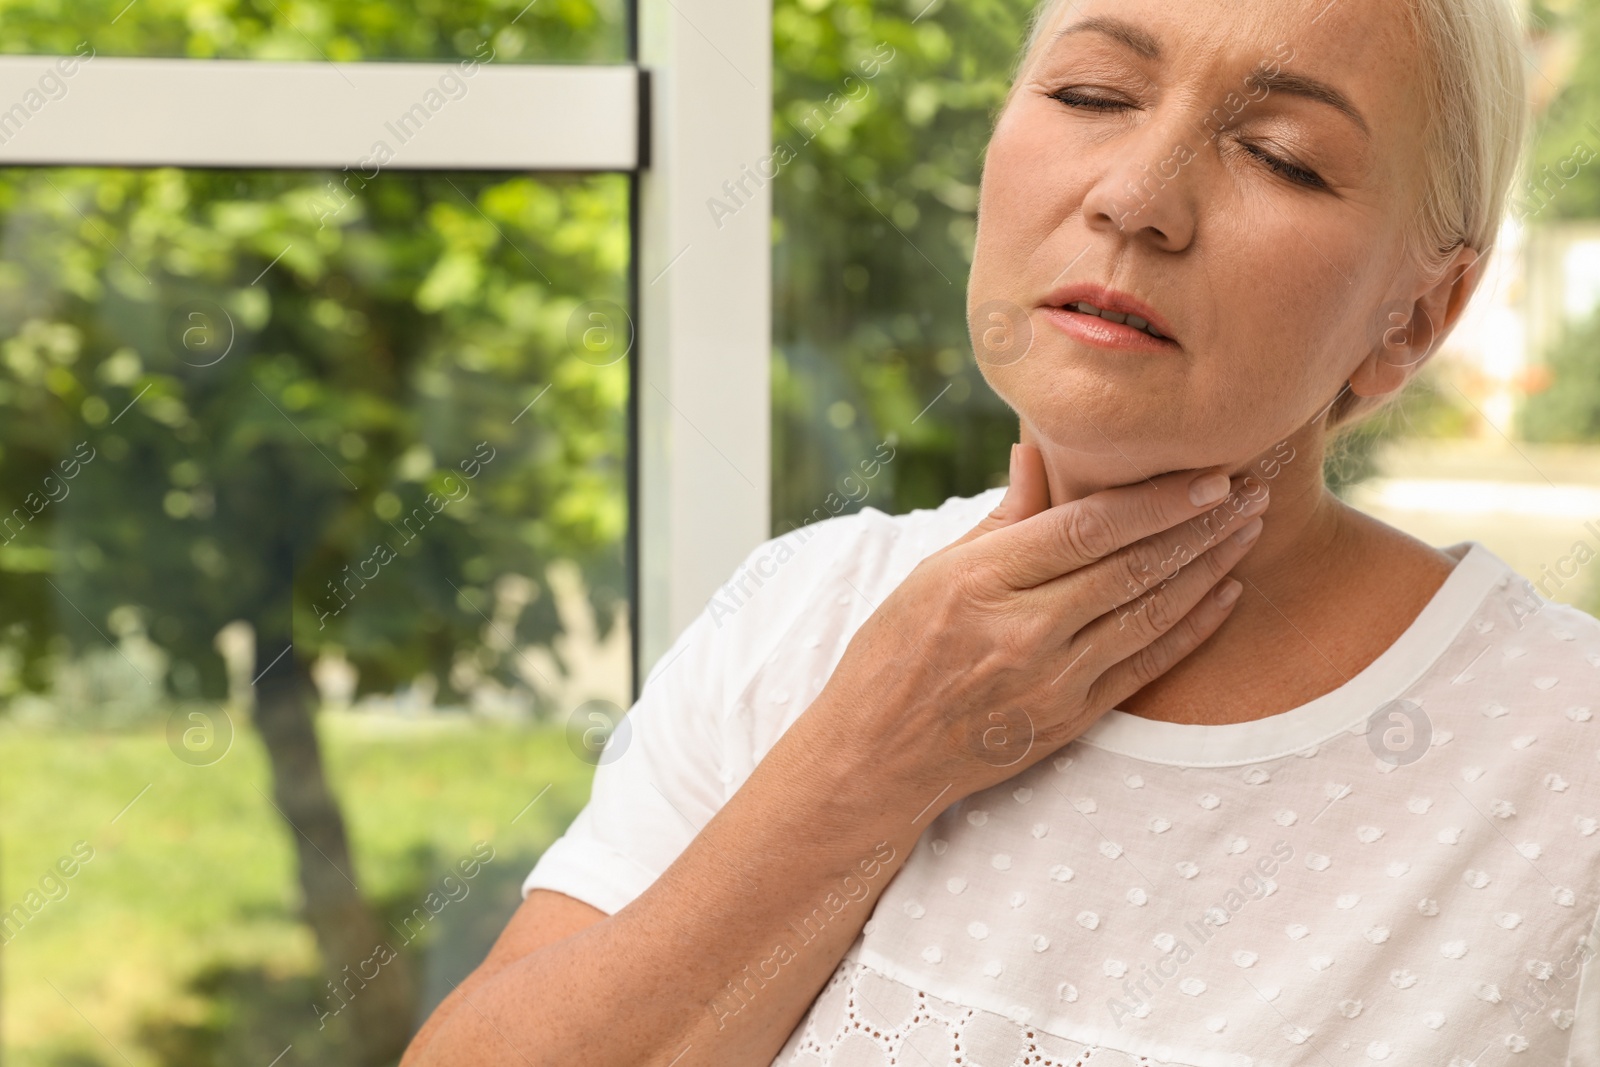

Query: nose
[[1080, 121, 1199, 252]]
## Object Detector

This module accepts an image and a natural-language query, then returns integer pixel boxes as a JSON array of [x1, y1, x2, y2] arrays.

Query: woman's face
[[970, 0, 1452, 478]]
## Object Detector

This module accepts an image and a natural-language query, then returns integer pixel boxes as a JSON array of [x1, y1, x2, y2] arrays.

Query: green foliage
[[0, 0, 624, 63], [1522, 0, 1600, 223], [0, 167, 630, 707], [772, 0, 1033, 529], [1518, 308, 1600, 441], [1514, 0, 1600, 443], [1323, 365, 1475, 497]]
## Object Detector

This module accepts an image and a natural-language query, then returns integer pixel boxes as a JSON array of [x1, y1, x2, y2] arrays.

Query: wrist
[[772, 687, 965, 848]]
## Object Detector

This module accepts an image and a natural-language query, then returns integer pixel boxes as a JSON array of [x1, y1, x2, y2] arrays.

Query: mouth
[[1061, 300, 1169, 340], [1040, 285, 1180, 351]]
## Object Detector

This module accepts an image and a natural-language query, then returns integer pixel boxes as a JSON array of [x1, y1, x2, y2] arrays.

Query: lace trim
[[772, 956, 1179, 1067]]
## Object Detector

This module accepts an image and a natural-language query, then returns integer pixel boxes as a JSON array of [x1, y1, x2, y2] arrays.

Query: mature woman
[[405, 0, 1600, 1062]]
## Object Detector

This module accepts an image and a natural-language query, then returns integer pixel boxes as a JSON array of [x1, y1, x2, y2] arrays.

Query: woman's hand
[[809, 442, 1268, 808]]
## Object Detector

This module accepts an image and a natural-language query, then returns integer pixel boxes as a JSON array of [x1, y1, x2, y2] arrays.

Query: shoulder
[[695, 485, 1004, 642], [1461, 542, 1600, 674], [657, 487, 1005, 778]]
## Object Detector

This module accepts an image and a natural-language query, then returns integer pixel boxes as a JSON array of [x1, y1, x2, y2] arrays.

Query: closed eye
[[1240, 142, 1327, 190], [1049, 87, 1137, 112]]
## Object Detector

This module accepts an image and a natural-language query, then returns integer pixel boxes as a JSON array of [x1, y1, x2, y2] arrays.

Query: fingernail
[[1239, 490, 1270, 516], [1232, 516, 1264, 546], [1008, 443, 1019, 483], [1189, 471, 1230, 507], [1215, 578, 1243, 607]]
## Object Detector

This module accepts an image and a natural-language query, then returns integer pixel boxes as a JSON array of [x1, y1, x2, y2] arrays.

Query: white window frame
[[0, 0, 772, 686]]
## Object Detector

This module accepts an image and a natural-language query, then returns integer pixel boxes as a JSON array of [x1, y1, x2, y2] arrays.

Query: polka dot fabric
[[773, 582, 1600, 1065], [521, 489, 1600, 1067]]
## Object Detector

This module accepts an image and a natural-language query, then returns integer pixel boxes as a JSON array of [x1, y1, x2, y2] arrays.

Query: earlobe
[[1349, 298, 1438, 399], [1353, 243, 1481, 399], [1347, 342, 1408, 399]]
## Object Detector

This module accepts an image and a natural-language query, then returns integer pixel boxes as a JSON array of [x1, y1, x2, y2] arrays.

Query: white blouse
[[523, 488, 1600, 1067]]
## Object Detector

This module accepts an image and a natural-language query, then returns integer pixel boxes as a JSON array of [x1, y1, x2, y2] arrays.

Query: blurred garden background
[[0, 0, 1598, 1064]]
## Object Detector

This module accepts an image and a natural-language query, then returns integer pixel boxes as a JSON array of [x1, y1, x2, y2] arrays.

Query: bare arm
[[403, 701, 942, 1066], [402, 889, 607, 1058], [404, 446, 1270, 1066]]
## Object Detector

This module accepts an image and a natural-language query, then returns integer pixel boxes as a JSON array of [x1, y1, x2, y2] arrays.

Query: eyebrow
[[1051, 16, 1372, 139], [1053, 16, 1161, 61], [1247, 68, 1371, 138]]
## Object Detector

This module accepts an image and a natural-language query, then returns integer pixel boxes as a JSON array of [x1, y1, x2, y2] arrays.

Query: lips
[[1041, 283, 1179, 347]]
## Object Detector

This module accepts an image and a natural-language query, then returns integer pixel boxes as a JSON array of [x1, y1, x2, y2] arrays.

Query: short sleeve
[[518, 518, 862, 915], [519, 596, 733, 915]]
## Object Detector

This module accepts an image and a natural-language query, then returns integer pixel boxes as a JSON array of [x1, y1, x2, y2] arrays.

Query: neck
[[1019, 419, 1378, 723], [1020, 419, 1347, 585]]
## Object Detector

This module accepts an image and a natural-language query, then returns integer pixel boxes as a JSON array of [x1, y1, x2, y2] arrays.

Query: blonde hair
[[1009, 0, 1531, 435]]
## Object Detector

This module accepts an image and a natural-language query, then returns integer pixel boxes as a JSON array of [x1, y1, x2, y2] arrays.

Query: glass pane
[[0, 167, 631, 1063], [0, 0, 626, 65], [771, 2, 1028, 532]]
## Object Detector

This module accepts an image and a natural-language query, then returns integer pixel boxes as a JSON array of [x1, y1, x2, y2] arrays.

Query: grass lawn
[[0, 711, 596, 1067]]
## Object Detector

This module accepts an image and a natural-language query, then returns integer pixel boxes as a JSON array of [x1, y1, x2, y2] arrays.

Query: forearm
[[406, 700, 946, 1067]]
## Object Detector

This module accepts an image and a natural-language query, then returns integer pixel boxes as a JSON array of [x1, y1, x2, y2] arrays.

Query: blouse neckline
[[1072, 540, 1508, 767]]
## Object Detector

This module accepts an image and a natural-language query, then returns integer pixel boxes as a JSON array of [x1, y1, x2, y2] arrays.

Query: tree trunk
[[254, 612, 417, 1063]]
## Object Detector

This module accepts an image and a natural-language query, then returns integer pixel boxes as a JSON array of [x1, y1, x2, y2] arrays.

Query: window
[[0, 0, 772, 1060]]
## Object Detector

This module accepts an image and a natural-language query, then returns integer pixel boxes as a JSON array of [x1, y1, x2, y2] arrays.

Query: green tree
[[0, 163, 628, 1063], [1516, 0, 1600, 442], [0, 7, 629, 1061], [1519, 310, 1600, 441]]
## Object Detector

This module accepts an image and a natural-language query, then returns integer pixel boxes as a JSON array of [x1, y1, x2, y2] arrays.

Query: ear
[[1349, 244, 1483, 401]]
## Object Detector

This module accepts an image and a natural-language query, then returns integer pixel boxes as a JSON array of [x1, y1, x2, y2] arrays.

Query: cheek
[[975, 107, 1075, 263], [1200, 202, 1377, 384]]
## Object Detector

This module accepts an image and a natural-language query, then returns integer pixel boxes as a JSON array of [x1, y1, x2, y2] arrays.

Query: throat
[[1113, 512, 1458, 727]]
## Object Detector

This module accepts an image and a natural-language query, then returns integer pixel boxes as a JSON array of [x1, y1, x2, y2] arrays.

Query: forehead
[[1030, 0, 1433, 175], [1027, 0, 1426, 120]]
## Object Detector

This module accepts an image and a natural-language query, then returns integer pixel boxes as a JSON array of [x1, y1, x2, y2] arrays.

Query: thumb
[[947, 442, 1052, 550]]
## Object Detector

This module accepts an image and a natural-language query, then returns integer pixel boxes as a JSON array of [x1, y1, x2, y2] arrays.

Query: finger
[[980, 464, 1239, 588], [1043, 475, 1268, 622], [1084, 574, 1246, 713], [1062, 510, 1262, 691], [943, 442, 1052, 552]]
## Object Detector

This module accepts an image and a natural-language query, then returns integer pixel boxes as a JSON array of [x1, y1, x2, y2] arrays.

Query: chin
[[1021, 407, 1199, 479], [989, 370, 1195, 456]]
